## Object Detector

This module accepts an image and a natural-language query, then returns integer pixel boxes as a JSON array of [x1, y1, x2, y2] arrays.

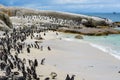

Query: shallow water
[[83, 34, 120, 59]]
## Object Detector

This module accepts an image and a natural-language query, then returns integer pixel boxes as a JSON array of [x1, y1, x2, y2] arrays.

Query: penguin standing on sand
[[65, 74, 75, 80], [33, 71, 37, 79], [8, 59, 14, 69], [71, 75, 75, 80], [34, 59, 38, 67], [0, 61, 6, 70], [47, 46, 51, 51], [31, 44, 33, 47], [41, 58, 45, 65], [22, 71, 27, 79], [5, 64, 11, 76], [27, 46, 30, 53], [65, 74, 71, 80], [27, 67, 31, 74], [40, 46, 43, 51]]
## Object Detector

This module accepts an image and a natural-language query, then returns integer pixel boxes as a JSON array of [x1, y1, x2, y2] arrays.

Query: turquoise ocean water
[[63, 13, 120, 60], [83, 35, 120, 59]]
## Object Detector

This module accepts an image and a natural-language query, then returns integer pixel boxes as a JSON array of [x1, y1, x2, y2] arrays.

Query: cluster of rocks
[[58, 27, 120, 36]]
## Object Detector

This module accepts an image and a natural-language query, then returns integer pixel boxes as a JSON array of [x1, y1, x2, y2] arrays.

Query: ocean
[[82, 13, 120, 22], [61, 13, 120, 60]]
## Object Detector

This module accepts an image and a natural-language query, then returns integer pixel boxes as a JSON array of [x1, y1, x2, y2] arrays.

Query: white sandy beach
[[1, 31, 120, 80]]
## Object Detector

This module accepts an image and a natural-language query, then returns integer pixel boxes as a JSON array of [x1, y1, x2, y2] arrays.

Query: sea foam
[[90, 43, 120, 60]]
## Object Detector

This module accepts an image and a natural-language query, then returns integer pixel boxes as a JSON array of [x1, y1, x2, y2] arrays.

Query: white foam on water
[[89, 43, 120, 60], [63, 38, 74, 41]]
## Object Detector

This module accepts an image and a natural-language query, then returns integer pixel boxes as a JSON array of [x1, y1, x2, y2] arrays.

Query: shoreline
[[89, 43, 120, 60], [60, 32, 120, 60], [60, 31, 120, 61]]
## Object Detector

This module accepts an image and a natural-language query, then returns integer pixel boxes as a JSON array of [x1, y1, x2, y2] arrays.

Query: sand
[[1, 31, 120, 80]]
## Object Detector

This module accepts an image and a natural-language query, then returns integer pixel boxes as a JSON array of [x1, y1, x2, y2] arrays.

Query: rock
[[0, 5, 112, 28], [96, 26, 110, 28], [0, 12, 13, 31], [113, 22, 120, 27], [0, 19, 10, 31], [58, 28, 120, 36], [75, 35, 83, 39], [50, 72, 57, 79]]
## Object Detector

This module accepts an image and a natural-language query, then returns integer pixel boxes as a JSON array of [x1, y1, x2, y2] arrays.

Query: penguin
[[27, 47, 30, 53], [34, 59, 38, 67], [65, 74, 71, 80], [41, 58, 45, 65], [71, 75, 75, 80]]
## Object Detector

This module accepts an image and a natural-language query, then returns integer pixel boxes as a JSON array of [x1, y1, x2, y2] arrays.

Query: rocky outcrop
[[0, 4, 13, 30], [0, 12, 13, 30], [58, 28, 120, 36], [113, 22, 120, 27], [0, 12, 13, 28], [0, 6, 113, 28]]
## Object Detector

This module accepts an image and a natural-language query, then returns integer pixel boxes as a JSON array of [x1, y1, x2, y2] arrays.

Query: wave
[[89, 43, 120, 60]]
